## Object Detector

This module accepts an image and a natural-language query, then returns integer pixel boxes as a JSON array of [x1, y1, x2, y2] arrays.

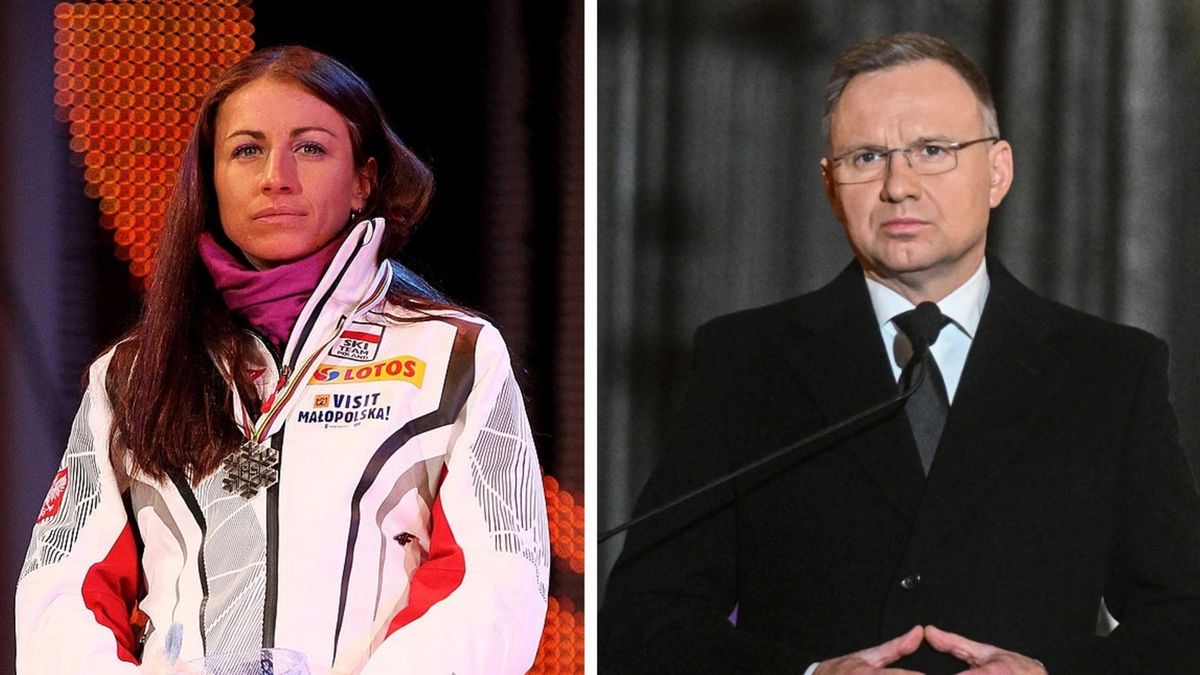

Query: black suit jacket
[[601, 260, 1200, 674]]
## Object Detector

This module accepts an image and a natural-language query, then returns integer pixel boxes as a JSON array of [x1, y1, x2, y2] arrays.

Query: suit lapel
[[783, 263, 926, 522], [910, 261, 1069, 545]]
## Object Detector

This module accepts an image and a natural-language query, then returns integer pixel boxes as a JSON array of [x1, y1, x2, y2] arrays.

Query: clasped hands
[[813, 625, 1047, 675]]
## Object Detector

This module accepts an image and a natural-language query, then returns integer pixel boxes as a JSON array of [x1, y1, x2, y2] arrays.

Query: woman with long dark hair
[[16, 46, 549, 674]]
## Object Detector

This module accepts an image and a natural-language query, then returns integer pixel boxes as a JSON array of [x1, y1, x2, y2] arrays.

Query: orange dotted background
[[53, 0, 254, 282], [529, 595, 585, 675], [533, 476, 586, 673], [544, 474, 584, 575], [54, 3, 584, 671]]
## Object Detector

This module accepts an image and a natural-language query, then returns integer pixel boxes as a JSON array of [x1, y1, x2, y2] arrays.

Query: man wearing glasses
[[601, 33, 1200, 674]]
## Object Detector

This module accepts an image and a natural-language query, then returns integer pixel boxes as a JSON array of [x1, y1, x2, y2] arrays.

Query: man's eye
[[852, 150, 883, 167], [917, 144, 949, 159]]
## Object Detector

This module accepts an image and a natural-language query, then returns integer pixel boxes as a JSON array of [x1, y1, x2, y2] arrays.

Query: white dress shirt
[[865, 259, 990, 403]]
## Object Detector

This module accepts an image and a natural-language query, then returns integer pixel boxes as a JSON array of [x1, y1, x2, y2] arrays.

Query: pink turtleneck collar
[[198, 231, 346, 350]]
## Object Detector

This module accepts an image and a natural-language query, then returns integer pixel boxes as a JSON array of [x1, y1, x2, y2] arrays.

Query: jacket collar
[[283, 218, 389, 370], [779, 257, 1069, 523], [780, 261, 928, 520], [904, 257, 1069, 543]]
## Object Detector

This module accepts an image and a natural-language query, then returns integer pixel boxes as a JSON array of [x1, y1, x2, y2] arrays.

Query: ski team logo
[[36, 467, 69, 523], [329, 322, 385, 362]]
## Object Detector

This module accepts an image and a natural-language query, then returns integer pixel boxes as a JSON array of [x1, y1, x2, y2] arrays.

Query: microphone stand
[[599, 351, 930, 543]]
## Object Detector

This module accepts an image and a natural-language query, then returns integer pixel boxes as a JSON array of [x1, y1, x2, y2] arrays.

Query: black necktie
[[893, 302, 951, 475]]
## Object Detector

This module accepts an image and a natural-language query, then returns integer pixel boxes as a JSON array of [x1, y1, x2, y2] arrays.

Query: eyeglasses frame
[[826, 136, 1000, 185]]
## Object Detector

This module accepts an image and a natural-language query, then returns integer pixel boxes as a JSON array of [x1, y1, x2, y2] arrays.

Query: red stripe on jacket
[[386, 471, 465, 634], [82, 523, 141, 664]]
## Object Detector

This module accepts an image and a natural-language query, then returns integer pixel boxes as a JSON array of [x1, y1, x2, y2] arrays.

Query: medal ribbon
[[232, 260, 394, 444]]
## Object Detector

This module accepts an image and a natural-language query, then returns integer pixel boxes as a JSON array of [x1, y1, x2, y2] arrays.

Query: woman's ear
[[353, 157, 378, 211]]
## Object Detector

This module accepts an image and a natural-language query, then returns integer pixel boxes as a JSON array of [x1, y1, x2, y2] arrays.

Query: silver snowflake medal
[[221, 439, 280, 499]]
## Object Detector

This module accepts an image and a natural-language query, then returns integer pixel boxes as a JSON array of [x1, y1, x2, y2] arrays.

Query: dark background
[[599, 0, 1200, 602], [0, 0, 583, 671]]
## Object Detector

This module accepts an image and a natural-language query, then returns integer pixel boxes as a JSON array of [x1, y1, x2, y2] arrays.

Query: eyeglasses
[[826, 136, 999, 185]]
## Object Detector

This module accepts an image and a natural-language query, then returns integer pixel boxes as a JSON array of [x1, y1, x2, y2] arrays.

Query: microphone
[[599, 302, 944, 544]]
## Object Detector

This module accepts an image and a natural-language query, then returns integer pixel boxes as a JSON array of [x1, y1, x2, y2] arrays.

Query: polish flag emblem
[[37, 467, 69, 523]]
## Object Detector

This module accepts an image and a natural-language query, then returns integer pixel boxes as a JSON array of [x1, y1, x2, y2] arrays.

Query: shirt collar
[[864, 258, 990, 339]]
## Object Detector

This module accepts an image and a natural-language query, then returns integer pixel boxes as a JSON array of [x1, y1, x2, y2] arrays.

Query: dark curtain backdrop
[[0, 1, 582, 671], [599, 0, 1200, 600]]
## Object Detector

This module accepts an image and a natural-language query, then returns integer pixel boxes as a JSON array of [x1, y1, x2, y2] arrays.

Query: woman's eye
[[296, 142, 326, 157], [231, 144, 261, 159]]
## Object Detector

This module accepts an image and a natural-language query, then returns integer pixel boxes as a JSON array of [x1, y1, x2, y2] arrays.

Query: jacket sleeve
[[1060, 336, 1200, 673], [600, 322, 814, 673], [15, 354, 143, 674], [359, 323, 550, 675]]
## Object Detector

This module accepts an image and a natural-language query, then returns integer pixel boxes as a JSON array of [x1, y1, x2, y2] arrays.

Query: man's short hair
[[823, 32, 999, 143]]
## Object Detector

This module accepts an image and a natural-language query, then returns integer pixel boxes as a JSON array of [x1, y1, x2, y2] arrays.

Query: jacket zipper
[[248, 231, 364, 650], [242, 328, 286, 649]]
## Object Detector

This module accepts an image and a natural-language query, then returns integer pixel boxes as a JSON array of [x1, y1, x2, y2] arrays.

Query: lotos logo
[[37, 467, 69, 523], [309, 356, 426, 388]]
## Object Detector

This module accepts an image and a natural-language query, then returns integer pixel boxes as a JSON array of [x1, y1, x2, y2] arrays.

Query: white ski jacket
[[16, 219, 550, 674]]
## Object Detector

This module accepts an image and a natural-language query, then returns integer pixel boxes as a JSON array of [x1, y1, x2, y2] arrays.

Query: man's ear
[[820, 158, 846, 223], [987, 141, 1013, 208]]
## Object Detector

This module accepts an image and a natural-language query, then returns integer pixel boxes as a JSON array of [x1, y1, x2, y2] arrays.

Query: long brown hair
[[107, 46, 448, 482]]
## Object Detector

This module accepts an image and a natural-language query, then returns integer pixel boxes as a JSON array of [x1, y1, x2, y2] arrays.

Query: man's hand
[[924, 625, 1047, 674], [813, 625, 926, 674]]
